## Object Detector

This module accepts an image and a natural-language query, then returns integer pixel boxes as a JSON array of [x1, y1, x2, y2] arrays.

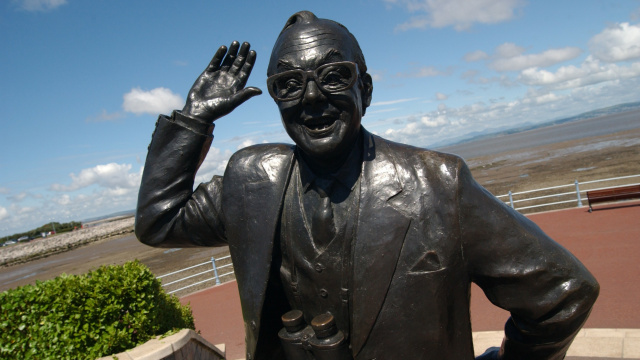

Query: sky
[[2, 0, 640, 236]]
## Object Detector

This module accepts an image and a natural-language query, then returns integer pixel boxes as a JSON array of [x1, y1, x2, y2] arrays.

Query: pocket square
[[409, 250, 443, 273]]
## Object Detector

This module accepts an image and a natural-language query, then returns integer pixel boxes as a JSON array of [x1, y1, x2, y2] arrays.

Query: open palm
[[183, 41, 262, 121]]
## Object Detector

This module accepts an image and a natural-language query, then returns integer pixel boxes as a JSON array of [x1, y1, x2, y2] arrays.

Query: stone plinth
[[98, 329, 226, 360]]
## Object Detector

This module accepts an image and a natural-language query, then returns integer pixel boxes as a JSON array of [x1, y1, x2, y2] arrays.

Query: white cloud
[[1, 186, 140, 234], [495, 42, 524, 58], [461, 69, 517, 87], [387, 0, 524, 31], [50, 163, 141, 192], [589, 22, 640, 62], [374, 71, 640, 149], [435, 92, 448, 100], [16, 0, 66, 12], [521, 91, 564, 105], [464, 50, 489, 62], [370, 70, 385, 82], [396, 66, 442, 78], [0, 187, 10, 194], [421, 115, 449, 127], [490, 43, 582, 72], [519, 56, 640, 90], [1, 164, 147, 233], [8, 192, 28, 203], [55, 194, 71, 205], [122, 87, 184, 115], [368, 108, 401, 115], [461, 69, 480, 80], [237, 139, 255, 150], [194, 147, 234, 184], [371, 97, 420, 106]]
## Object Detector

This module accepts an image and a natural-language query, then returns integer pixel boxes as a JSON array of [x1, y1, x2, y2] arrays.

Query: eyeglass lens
[[269, 62, 356, 101]]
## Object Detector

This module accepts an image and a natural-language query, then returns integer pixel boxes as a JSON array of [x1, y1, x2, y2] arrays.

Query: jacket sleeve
[[456, 160, 599, 360], [135, 111, 227, 248]]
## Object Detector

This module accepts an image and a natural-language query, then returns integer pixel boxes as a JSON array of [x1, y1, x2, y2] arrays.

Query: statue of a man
[[136, 11, 599, 360]]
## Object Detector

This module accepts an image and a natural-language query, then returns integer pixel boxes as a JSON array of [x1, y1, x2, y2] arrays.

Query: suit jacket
[[136, 113, 599, 360]]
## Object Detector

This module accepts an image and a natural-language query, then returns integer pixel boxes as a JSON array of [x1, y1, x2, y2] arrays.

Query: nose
[[301, 78, 325, 106]]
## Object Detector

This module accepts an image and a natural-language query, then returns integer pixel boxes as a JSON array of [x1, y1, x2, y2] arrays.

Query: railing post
[[508, 190, 514, 208], [575, 180, 583, 207], [211, 257, 221, 285]]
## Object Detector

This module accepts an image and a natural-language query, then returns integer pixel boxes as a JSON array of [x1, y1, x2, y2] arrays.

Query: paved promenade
[[181, 201, 640, 360]]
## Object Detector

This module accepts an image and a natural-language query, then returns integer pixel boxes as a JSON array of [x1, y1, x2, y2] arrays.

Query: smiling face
[[268, 21, 372, 164]]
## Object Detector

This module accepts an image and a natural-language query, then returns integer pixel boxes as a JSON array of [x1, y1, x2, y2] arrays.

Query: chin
[[298, 133, 359, 163], [298, 137, 342, 159]]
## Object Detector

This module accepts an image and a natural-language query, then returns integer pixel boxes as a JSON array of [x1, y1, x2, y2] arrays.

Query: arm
[[135, 42, 262, 248], [456, 161, 599, 360]]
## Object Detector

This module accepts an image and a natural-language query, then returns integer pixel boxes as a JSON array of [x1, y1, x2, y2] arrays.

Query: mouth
[[302, 116, 338, 136]]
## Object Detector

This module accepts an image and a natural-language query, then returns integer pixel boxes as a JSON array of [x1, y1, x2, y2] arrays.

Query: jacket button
[[319, 288, 328, 298], [314, 263, 324, 272], [251, 320, 257, 330]]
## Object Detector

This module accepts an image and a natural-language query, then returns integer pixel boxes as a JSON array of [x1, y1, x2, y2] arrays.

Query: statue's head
[[267, 11, 373, 163]]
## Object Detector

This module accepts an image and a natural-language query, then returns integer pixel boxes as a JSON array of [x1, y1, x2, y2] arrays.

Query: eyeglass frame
[[266, 61, 360, 102]]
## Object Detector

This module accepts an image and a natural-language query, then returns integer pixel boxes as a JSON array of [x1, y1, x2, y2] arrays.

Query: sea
[[436, 109, 640, 159]]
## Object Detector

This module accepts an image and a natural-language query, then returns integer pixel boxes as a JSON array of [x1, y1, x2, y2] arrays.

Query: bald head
[[267, 11, 367, 77]]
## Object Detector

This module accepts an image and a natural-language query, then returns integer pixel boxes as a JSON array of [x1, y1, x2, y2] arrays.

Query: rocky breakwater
[[0, 217, 135, 267]]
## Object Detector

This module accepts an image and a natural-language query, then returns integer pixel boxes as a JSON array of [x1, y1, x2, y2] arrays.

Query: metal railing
[[496, 174, 640, 211], [156, 255, 234, 295], [156, 174, 639, 295]]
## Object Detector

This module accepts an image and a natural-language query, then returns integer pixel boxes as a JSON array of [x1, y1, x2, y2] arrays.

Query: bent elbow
[[583, 274, 600, 308], [134, 211, 166, 247]]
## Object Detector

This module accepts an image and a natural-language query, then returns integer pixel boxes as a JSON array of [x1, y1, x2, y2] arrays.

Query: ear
[[360, 73, 373, 116]]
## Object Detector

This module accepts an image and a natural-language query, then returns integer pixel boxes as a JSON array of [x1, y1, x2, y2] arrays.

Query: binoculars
[[278, 310, 352, 360]]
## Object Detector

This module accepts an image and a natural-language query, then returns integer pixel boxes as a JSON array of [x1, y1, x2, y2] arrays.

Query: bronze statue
[[136, 11, 599, 360]]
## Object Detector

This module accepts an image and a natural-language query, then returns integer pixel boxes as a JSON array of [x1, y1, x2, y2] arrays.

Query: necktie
[[306, 177, 336, 252]]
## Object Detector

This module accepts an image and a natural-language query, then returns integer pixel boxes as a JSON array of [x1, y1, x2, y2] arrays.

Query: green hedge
[[0, 261, 194, 359]]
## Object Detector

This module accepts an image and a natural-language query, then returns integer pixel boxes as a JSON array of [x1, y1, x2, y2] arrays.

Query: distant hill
[[431, 101, 640, 148]]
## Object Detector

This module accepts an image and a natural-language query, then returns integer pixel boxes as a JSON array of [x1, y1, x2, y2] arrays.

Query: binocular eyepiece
[[278, 310, 352, 360]]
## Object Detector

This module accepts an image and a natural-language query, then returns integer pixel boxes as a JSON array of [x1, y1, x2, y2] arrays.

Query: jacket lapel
[[351, 132, 412, 356], [226, 147, 294, 357]]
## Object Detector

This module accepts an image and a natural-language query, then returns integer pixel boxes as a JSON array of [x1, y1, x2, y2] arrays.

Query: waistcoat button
[[319, 288, 328, 298]]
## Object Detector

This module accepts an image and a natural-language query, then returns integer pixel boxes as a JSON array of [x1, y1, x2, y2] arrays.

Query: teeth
[[306, 119, 335, 131], [311, 124, 330, 130]]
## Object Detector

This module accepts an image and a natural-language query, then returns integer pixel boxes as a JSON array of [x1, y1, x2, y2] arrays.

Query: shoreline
[[0, 217, 135, 268]]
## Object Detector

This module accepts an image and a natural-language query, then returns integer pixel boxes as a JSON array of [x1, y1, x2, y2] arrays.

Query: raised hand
[[182, 41, 262, 121]]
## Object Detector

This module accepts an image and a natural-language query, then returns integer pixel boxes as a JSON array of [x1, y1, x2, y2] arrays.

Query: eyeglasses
[[266, 61, 359, 101]]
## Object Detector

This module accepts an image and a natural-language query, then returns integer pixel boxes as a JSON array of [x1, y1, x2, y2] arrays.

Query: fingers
[[220, 41, 240, 70], [207, 45, 228, 72], [207, 41, 256, 79], [229, 42, 251, 74], [237, 49, 257, 87]]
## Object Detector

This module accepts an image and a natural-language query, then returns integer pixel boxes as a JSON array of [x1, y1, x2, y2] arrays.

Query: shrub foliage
[[0, 261, 194, 359]]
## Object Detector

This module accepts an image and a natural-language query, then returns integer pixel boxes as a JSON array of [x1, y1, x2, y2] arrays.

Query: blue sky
[[2, 0, 640, 236]]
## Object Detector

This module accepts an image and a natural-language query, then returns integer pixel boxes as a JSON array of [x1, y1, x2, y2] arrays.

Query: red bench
[[586, 184, 640, 212]]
